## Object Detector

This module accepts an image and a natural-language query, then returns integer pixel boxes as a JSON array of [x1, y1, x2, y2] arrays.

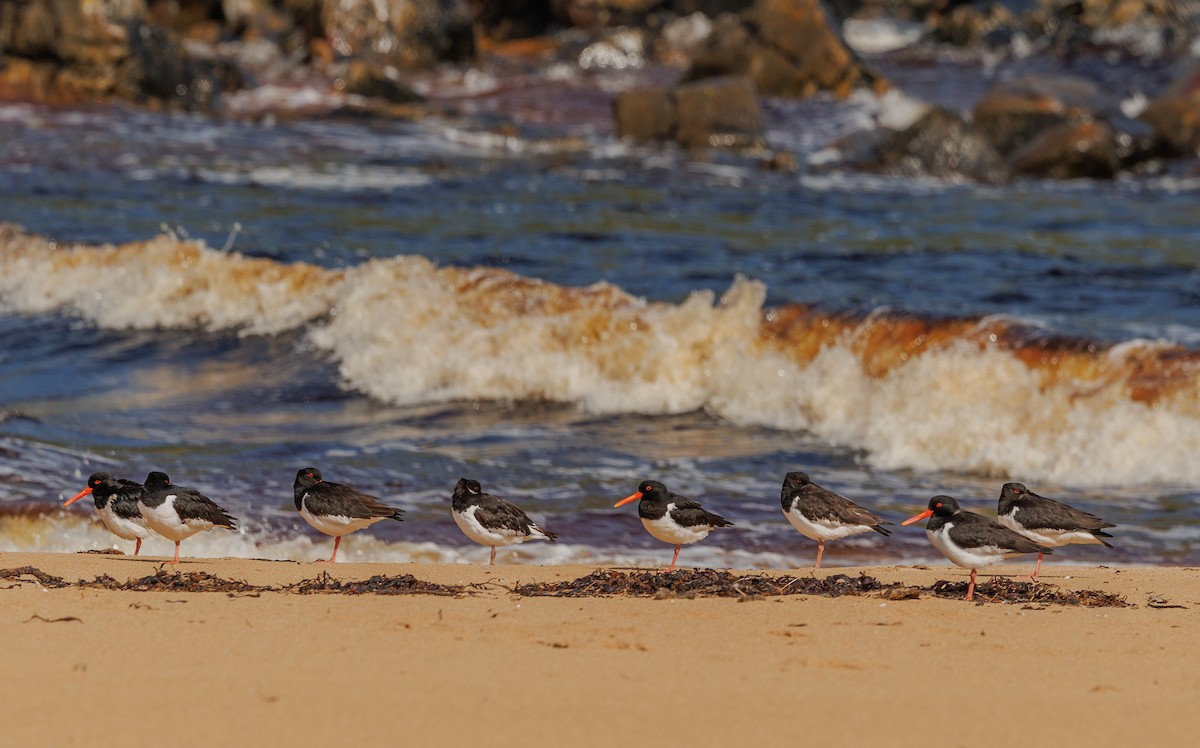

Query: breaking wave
[[2, 223, 1198, 486]]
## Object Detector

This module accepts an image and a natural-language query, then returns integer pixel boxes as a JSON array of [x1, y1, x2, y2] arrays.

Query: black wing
[[306, 481, 404, 522], [950, 512, 1049, 555], [798, 483, 892, 536], [474, 494, 558, 541], [172, 486, 237, 529], [668, 491, 733, 529]]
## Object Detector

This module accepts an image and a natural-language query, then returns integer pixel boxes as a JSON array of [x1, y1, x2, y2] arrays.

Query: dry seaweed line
[[510, 569, 894, 599], [0, 566, 71, 589], [0, 567, 1132, 606], [286, 571, 472, 596], [928, 578, 1130, 607]]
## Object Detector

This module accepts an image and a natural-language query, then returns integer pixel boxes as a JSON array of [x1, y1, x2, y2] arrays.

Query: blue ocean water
[[1, 80, 1198, 567]]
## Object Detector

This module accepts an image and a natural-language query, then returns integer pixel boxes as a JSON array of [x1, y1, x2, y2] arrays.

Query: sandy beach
[[2, 552, 1197, 747]]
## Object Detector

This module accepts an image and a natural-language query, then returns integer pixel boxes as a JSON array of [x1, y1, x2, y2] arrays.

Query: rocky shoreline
[[3, 1, 1200, 182]]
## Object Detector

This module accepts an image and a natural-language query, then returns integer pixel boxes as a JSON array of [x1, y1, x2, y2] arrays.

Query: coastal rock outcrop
[[614, 74, 765, 149], [0, 0, 240, 111], [1141, 62, 1200, 155], [686, 0, 886, 98], [849, 106, 1009, 184]]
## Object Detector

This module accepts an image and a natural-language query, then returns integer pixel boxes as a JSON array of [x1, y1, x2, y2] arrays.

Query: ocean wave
[[0, 510, 823, 569], [2, 224, 1199, 486]]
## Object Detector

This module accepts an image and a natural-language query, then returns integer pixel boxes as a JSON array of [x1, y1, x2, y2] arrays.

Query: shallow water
[[1, 80, 1198, 567]]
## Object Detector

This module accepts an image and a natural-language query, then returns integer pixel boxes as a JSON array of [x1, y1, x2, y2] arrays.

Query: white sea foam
[[3, 227, 1199, 487], [0, 512, 807, 569], [842, 18, 925, 54], [0, 229, 338, 335], [190, 163, 433, 191]]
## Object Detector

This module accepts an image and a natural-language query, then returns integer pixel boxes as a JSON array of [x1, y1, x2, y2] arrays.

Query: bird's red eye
[[307, 472, 314, 477], [935, 502, 943, 508]]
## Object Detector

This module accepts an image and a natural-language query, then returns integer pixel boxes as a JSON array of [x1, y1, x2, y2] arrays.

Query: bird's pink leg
[[1031, 552, 1044, 581], [489, 546, 496, 566], [814, 541, 825, 571], [323, 536, 342, 564], [667, 544, 681, 572], [965, 568, 977, 601], [134, 538, 142, 556], [170, 541, 181, 565]]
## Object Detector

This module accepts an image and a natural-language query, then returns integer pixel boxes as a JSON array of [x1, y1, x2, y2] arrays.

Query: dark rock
[[686, 0, 883, 98], [687, 13, 754, 80], [318, 0, 475, 68], [551, 0, 663, 28], [613, 74, 764, 150], [614, 85, 676, 140], [339, 60, 424, 103], [667, 0, 756, 16], [673, 73, 763, 148], [469, 0, 556, 40], [1008, 120, 1119, 178], [1141, 63, 1200, 154], [973, 75, 1103, 156], [932, 3, 1018, 47], [863, 107, 1009, 184], [129, 21, 225, 111], [0, 0, 136, 102]]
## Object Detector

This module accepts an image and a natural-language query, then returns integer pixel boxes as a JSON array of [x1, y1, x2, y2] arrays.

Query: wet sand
[[2, 552, 1197, 746]]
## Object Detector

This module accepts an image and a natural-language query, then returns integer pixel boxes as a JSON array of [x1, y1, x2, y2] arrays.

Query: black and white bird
[[996, 482, 1115, 580], [614, 479, 733, 571], [780, 471, 891, 570], [451, 478, 558, 565], [64, 472, 155, 556], [902, 495, 1050, 601], [293, 467, 404, 563], [139, 471, 237, 564]]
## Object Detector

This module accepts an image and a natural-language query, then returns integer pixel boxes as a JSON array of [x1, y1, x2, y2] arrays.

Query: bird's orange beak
[[901, 509, 933, 526], [614, 491, 643, 508], [64, 486, 92, 507]]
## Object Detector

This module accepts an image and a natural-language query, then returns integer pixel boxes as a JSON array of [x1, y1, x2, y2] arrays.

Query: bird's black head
[[1000, 482, 1028, 499], [453, 478, 483, 499], [615, 479, 668, 509], [65, 472, 118, 507], [294, 467, 323, 492], [997, 482, 1030, 514], [901, 495, 961, 527], [927, 495, 960, 516], [635, 480, 668, 499], [783, 472, 811, 487], [777, 473, 816, 509], [144, 471, 170, 490], [85, 472, 114, 488]]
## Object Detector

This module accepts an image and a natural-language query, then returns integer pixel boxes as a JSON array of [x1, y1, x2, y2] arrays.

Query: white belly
[[96, 504, 151, 542], [453, 506, 540, 548], [139, 496, 216, 542], [299, 504, 386, 538], [784, 507, 871, 542], [927, 523, 1010, 570], [641, 514, 710, 546], [997, 510, 1105, 548]]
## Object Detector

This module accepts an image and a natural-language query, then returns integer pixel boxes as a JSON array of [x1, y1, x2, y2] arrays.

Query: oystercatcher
[[64, 472, 154, 556], [293, 467, 404, 563], [451, 478, 559, 565], [139, 471, 237, 564], [902, 495, 1050, 601], [996, 482, 1115, 580], [614, 480, 732, 571], [781, 471, 891, 570]]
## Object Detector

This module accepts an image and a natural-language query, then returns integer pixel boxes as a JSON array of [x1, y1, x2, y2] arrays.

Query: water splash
[[2, 224, 1198, 486]]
